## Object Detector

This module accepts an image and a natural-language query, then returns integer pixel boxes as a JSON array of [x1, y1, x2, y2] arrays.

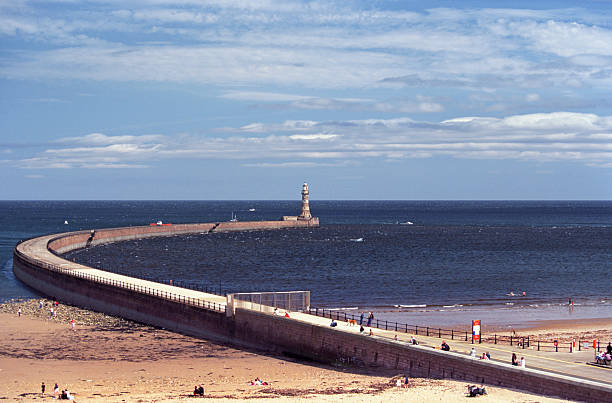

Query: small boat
[[150, 221, 172, 226], [230, 212, 238, 222], [64, 220, 68, 225], [350, 237, 364, 242], [399, 221, 413, 225], [248, 208, 256, 212]]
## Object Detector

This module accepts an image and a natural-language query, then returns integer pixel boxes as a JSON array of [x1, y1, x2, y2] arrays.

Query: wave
[[327, 306, 359, 311], [394, 304, 427, 308], [349, 238, 364, 242]]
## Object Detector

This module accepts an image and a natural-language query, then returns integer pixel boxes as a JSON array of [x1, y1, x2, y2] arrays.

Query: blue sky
[[1, 1, 611, 200]]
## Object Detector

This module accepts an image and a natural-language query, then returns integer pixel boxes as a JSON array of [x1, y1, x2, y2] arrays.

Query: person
[[441, 341, 450, 351], [467, 384, 487, 397], [65, 389, 74, 400], [485, 352, 491, 359], [41, 382, 45, 395], [480, 353, 489, 360], [607, 342, 612, 356], [511, 353, 518, 366], [39, 300, 44, 309], [410, 336, 418, 345], [404, 375, 409, 389], [18, 307, 21, 317], [284, 312, 290, 318], [71, 319, 75, 330], [520, 356, 526, 368], [394, 334, 398, 341], [396, 378, 402, 389], [367, 312, 373, 327], [359, 312, 364, 326], [54, 383, 59, 397], [369, 328, 374, 336], [50, 307, 54, 317], [470, 347, 476, 358], [522, 291, 526, 296], [273, 307, 279, 315], [330, 319, 337, 327], [194, 386, 199, 396], [359, 325, 364, 334]]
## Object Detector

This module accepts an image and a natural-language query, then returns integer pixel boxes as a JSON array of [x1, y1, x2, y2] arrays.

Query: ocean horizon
[[2, 200, 611, 329]]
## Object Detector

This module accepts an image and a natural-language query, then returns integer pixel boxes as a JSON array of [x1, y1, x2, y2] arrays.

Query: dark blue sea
[[2, 201, 611, 328]]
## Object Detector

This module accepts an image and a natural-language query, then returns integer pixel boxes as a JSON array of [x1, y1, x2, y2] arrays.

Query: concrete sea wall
[[13, 221, 612, 403]]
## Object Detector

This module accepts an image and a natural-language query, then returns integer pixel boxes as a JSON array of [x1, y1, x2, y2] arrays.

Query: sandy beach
[[0, 299, 595, 402]]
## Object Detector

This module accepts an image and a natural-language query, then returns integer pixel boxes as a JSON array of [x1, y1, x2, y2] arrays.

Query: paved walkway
[[288, 311, 612, 385], [16, 233, 612, 386]]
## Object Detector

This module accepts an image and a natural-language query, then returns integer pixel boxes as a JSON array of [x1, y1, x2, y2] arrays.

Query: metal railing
[[308, 307, 610, 352], [13, 242, 226, 314]]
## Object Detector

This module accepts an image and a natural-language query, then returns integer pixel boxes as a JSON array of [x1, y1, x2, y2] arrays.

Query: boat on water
[[230, 212, 238, 222], [150, 221, 172, 226]]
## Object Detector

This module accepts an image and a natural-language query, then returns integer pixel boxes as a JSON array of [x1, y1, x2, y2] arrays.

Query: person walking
[[366, 312, 373, 327], [359, 312, 364, 326], [17, 308, 21, 317], [41, 382, 45, 395]]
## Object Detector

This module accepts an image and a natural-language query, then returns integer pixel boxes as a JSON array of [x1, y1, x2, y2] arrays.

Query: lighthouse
[[281, 183, 319, 226], [299, 182, 312, 219]]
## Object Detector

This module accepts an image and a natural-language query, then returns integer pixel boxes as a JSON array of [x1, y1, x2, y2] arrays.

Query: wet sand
[[0, 300, 584, 402]]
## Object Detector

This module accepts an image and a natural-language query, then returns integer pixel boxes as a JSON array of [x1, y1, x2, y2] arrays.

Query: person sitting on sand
[[441, 341, 450, 351], [410, 336, 418, 345], [467, 384, 487, 397], [330, 319, 337, 327], [359, 325, 364, 334], [369, 328, 374, 336], [198, 385, 204, 396], [607, 342, 612, 356], [480, 353, 489, 360], [486, 352, 491, 359]]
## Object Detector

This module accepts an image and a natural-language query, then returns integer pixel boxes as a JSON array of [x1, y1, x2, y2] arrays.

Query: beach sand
[[0, 300, 585, 402]]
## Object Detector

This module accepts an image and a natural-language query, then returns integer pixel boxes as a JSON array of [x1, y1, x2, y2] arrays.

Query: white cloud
[[14, 112, 612, 170]]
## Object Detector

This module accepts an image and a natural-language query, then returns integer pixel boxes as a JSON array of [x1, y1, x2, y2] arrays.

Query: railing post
[[426, 327, 429, 336], [510, 335, 513, 346], [451, 329, 454, 340], [405, 324, 408, 333], [385, 320, 388, 330], [465, 331, 467, 341], [494, 334, 497, 344], [415, 325, 418, 335], [438, 328, 441, 338], [538, 341, 540, 351]]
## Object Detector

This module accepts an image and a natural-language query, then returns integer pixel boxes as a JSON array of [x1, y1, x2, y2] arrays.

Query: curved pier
[[13, 221, 612, 403]]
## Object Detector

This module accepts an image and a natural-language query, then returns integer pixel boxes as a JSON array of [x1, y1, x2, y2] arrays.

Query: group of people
[[248, 377, 269, 386], [358, 311, 374, 327], [511, 353, 526, 368], [193, 385, 204, 396], [467, 384, 487, 397], [595, 343, 612, 365], [395, 375, 410, 389], [42, 382, 75, 400]]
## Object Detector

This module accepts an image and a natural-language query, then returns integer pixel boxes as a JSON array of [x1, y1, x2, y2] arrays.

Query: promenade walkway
[[288, 311, 612, 385], [16, 233, 612, 388]]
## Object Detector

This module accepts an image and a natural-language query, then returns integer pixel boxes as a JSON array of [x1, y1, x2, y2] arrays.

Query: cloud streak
[[12, 112, 612, 170]]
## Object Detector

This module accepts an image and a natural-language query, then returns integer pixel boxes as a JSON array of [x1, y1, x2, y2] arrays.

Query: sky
[[1, 0, 611, 200]]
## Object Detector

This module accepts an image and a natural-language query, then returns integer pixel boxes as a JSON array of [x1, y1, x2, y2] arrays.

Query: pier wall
[[13, 220, 611, 403], [232, 309, 610, 402]]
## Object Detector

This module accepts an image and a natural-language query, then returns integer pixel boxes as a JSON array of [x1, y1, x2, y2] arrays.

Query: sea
[[2, 200, 611, 330]]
